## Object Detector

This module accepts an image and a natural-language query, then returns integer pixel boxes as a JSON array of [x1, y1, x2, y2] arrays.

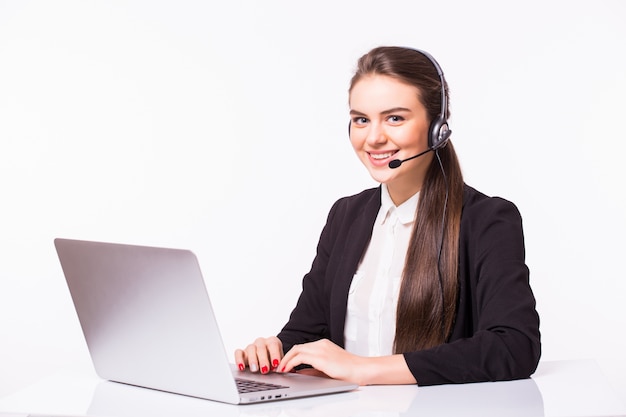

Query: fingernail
[[250, 363, 258, 372], [238, 363, 245, 371], [261, 366, 269, 374], [272, 359, 279, 368], [280, 366, 286, 373]]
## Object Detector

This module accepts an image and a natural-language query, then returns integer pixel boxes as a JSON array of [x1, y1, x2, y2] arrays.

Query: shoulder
[[462, 184, 523, 225], [327, 187, 381, 219], [460, 184, 526, 256], [318, 187, 381, 241]]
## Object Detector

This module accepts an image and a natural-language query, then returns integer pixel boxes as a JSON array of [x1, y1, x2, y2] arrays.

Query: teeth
[[370, 152, 394, 160]]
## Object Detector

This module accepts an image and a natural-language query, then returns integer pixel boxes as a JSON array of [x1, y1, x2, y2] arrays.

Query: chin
[[366, 168, 395, 185]]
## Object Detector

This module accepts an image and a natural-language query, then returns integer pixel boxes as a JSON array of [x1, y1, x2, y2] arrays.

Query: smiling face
[[349, 74, 433, 205]]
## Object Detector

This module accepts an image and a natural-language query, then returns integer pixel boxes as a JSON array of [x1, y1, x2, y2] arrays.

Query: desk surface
[[0, 360, 625, 417]]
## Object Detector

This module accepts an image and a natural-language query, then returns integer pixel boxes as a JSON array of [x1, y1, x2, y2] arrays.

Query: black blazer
[[278, 184, 541, 385]]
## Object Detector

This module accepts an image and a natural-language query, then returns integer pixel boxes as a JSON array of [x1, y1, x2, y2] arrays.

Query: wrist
[[357, 354, 416, 385]]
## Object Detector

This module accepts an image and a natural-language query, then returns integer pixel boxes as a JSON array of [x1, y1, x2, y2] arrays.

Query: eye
[[351, 116, 368, 126], [387, 115, 405, 124]]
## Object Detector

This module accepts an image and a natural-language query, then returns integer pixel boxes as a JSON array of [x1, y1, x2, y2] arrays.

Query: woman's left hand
[[278, 339, 366, 384], [278, 339, 418, 386]]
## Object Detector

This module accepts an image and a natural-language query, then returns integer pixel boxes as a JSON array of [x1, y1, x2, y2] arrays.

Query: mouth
[[367, 150, 399, 166]]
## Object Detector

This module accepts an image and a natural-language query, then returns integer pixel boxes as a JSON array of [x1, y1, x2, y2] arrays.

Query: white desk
[[0, 360, 624, 417]]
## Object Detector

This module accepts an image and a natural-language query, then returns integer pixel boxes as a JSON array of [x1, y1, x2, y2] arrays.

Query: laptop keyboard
[[235, 377, 289, 393]]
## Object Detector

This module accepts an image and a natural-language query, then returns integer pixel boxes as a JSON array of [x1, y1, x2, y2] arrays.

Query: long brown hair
[[349, 46, 464, 352]]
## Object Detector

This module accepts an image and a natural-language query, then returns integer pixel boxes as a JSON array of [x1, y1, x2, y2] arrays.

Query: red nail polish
[[280, 366, 286, 373], [261, 366, 269, 374], [272, 359, 279, 367], [238, 363, 245, 371]]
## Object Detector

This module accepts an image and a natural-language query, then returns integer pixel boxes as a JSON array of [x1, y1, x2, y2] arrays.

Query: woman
[[234, 46, 541, 386]]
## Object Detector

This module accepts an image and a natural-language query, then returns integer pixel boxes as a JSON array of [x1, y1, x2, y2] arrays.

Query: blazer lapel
[[329, 187, 381, 346]]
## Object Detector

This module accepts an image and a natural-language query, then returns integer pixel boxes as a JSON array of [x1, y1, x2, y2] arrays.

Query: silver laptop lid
[[54, 238, 240, 404]]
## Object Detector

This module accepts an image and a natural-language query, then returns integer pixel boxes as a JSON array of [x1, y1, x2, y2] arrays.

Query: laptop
[[53, 238, 358, 404]]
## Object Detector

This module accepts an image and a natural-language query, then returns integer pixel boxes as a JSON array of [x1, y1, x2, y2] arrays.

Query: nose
[[365, 122, 387, 146]]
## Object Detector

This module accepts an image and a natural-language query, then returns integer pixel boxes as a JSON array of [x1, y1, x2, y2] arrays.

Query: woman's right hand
[[234, 336, 284, 374]]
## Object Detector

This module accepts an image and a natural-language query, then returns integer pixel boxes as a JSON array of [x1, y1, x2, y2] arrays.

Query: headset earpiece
[[429, 117, 451, 150]]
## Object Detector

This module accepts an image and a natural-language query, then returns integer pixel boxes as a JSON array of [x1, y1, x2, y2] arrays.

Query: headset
[[415, 48, 452, 151]]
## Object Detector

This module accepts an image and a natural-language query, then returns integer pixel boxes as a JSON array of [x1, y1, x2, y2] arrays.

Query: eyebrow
[[349, 107, 412, 116]]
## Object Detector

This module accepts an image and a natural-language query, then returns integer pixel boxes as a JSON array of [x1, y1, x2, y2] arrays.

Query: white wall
[[1, 0, 625, 404]]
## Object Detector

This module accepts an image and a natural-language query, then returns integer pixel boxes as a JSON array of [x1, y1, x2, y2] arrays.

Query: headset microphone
[[388, 148, 434, 169]]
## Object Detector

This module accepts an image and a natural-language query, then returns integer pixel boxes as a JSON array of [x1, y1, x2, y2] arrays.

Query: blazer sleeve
[[277, 188, 380, 353], [403, 195, 541, 385], [276, 199, 340, 352]]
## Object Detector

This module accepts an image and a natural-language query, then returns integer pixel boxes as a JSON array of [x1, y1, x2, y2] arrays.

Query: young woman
[[234, 46, 541, 386]]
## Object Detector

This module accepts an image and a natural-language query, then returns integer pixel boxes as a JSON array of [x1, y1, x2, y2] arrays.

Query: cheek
[[349, 131, 365, 151], [398, 125, 428, 148]]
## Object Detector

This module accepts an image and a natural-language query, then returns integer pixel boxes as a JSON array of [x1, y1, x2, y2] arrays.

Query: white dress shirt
[[344, 184, 419, 357]]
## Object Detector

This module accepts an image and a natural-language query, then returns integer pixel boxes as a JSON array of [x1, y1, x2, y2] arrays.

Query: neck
[[387, 181, 422, 206], [386, 162, 430, 206]]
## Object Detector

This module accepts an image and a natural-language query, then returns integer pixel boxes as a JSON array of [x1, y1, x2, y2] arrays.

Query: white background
[[1, 0, 625, 406]]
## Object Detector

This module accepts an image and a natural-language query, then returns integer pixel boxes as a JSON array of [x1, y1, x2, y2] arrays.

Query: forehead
[[349, 74, 422, 111]]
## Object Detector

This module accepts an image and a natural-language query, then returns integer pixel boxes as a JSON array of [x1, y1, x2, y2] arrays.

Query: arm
[[235, 190, 377, 373], [276, 198, 341, 350], [278, 339, 416, 385], [278, 188, 381, 352], [233, 204, 338, 374], [403, 195, 541, 385]]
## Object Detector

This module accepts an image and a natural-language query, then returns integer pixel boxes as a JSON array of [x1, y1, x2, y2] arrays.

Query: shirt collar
[[380, 184, 419, 226]]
